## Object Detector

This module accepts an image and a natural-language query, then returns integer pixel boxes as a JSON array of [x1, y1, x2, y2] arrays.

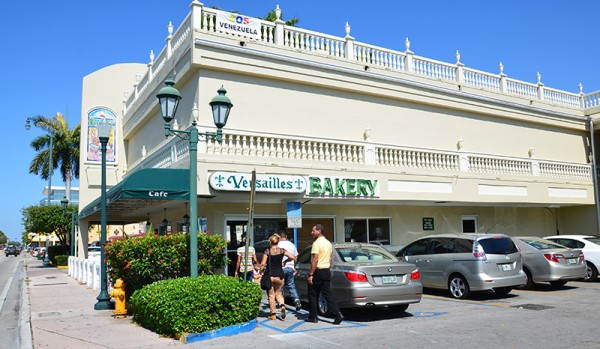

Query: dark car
[[5, 246, 19, 257]]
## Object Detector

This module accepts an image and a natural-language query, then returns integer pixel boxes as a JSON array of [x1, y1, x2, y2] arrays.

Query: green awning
[[79, 168, 190, 223]]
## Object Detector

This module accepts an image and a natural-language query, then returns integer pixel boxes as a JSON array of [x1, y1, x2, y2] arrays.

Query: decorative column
[[499, 62, 507, 93], [166, 21, 174, 59], [190, 0, 204, 32], [274, 5, 285, 46], [344, 22, 354, 60], [455, 50, 464, 84], [536, 72, 545, 101], [403, 38, 414, 73]]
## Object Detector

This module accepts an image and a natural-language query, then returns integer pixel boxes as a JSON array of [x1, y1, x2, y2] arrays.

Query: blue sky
[[1, 1, 598, 243]]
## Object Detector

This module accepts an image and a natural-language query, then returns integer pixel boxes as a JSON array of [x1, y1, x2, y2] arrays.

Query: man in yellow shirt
[[306, 224, 343, 324]]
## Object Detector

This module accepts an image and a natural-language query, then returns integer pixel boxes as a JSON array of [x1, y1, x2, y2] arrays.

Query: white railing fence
[[122, 2, 599, 117], [128, 129, 592, 183]]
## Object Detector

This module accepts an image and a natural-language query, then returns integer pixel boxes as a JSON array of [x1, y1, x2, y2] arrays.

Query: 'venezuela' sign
[[209, 172, 379, 197]]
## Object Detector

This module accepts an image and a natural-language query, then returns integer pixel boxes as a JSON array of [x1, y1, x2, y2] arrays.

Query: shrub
[[104, 233, 227, 300], [47, 245, 68, 265], [129, 275, 261, 337], [54, 255, 69, 266]]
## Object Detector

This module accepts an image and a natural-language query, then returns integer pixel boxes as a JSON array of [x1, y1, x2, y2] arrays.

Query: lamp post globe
[[209, 86, 233, 141], [61, 196, 69, 212]]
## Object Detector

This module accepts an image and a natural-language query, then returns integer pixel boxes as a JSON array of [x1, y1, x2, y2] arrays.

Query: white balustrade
[[283, 26, 346, 58], [376, 147, 459, 171], [543, 87, 581, 107], [412, 56, 456, 81], [505, 78, 538, 99], [463, 68, 501, 91], [469, 156, 532, 176]]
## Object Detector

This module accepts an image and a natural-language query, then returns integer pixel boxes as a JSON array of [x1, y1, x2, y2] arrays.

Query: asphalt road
[[192, 279, 600, 349], [0, 253, 24, 349]]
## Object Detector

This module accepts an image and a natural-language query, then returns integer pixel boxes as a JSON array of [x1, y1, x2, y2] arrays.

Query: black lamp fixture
[[61, 196, 69, 213]]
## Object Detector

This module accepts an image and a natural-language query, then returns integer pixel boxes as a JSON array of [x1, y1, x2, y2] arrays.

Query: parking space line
[[423, 295, 510, 308], [512, 289, 578, 297], [258, 302, 367, 333]]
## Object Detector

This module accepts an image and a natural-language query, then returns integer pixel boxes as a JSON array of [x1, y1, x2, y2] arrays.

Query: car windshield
[[520, 238, 566, 250], [584, 237, 600, 245], [478, 236, 518, 254], [336, 245, 396, 263]]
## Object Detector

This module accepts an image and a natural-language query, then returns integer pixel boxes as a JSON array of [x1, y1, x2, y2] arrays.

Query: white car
[[544, 235, 600, 281]]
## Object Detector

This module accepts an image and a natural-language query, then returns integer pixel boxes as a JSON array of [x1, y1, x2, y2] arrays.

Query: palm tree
[[260, 9, 299, 26], [27, 112, 80, 201]]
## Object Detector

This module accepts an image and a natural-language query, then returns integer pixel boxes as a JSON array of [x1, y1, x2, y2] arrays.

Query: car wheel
[[388, 304, 409, 313], [549, 280, 568, 287], [519, 268, 534, 289], [493, 287, 512, 296], [317, 292, 328, 316], [448, 274, 470, 299], [583, 262, 598, 282]]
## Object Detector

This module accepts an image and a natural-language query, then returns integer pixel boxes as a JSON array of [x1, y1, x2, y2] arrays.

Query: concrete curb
[[18, 260, 33, 349]]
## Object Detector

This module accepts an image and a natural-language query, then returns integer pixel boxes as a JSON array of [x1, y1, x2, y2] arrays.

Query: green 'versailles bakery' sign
[[307, 176, 379, 197]]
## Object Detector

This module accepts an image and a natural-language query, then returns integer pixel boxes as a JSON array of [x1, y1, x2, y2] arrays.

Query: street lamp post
[[156, 78, 232, 278], [25, 117, 53, 267], [94, 120, 114, 310], [60, 196, 76, 256]]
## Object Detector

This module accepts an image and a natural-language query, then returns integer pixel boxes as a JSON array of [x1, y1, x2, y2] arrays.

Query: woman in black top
[[260, 234, 297, 320]]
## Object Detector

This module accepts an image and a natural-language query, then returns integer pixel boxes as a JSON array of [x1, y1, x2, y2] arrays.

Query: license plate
[[501, 264, 512, 271], [567, 258, 577, 264], [382, 276, 398, 284]]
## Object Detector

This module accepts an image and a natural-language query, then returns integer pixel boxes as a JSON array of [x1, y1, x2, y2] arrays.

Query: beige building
[[77, 2, 600, 274]]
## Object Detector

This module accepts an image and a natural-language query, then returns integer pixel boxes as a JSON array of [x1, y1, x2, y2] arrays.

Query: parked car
[[544, 235, 600, 281], [88, 246, 102, 263], [396, 234, 526, 299], [512, 236, 586, 288], [294, 242, 422, 315], [5, 245, 19, 257], [31, 247, 45, 257]]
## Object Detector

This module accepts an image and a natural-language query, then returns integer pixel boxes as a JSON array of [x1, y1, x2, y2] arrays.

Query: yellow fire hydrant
[[109, 278, 127, 317]]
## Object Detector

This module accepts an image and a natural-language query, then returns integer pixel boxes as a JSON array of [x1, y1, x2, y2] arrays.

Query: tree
[[259, 9, 299, 26], [0, 230, 7, 244], [21, 204, 76, 253], [27, 113, 80, 201]]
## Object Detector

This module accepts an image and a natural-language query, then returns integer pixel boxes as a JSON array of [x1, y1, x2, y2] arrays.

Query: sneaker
[[304, 317, 318, 323], [281, 306, 286, 320], [294, 299, 302, 311], [332, 313, 344, 325], [268, 314, 276, 320]]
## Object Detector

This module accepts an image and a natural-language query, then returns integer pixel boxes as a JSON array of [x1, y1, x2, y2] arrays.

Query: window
[[430, 238, 454, 254], [344, 218, 391, 245], [401, 239, 429, 256], [461, 216, 477, 233], [453, 238, 473, 253]]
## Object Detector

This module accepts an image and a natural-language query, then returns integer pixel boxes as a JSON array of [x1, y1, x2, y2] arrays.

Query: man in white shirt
[[278, 231, 301, 311], [235, 234, 258, 281]]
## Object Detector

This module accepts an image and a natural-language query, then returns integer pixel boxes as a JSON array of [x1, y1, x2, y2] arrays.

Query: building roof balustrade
[[122, 4, 599, 119]]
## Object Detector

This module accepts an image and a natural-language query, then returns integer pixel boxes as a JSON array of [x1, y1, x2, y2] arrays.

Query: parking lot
[[198, 280, 600, 349]]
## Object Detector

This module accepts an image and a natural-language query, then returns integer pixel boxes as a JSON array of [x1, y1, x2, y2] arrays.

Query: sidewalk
[[22, 255, 183, 348]]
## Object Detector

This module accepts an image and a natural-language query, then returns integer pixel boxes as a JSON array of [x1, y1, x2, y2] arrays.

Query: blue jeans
[[282, 267, 299, 300]]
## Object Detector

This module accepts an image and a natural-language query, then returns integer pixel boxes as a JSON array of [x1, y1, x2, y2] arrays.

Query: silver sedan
[[512, 237, 586, 288], [294, 243, 422, 315]]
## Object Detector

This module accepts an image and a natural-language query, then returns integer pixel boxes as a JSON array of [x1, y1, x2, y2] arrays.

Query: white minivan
[[397, 233, 526, 299]]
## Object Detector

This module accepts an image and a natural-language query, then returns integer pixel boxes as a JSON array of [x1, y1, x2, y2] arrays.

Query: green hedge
[[47, 245, 68, 265], [54, 255, 69, 266], [105, 233, 228, 300], [130, 275, 261, 337]]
